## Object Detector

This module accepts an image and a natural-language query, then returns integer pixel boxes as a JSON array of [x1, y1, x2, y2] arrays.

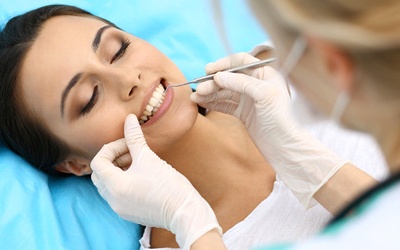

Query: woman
[[246, 1, 400, 248], [0, 4, 363, 250]]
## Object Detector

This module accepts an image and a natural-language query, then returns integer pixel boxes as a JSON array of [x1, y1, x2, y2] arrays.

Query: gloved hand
[[191, 53, 349, 208], [91, 114, 222, 250]]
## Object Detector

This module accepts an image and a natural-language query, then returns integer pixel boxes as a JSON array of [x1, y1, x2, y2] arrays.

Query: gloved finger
[[213, 70, 287, 104], [250, 64, 281, 81], [205, 52, 259, 74], [195, 80, 220, 96], [124, 114, 148, 160], [91, 166, 122, 199], [91, 138, 127, 173], [113, 152, 132, 170], [90, 139, 127, 190], [190, 89, 240, 104]]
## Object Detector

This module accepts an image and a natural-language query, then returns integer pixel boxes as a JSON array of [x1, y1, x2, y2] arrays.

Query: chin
[[142, 88, 198, 154]]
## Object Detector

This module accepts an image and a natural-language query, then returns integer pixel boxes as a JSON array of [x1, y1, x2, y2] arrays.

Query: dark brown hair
[[0, 4, 117, 175]]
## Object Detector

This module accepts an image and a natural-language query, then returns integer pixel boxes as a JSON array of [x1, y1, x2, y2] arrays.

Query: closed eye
[[110, 38, 131, 64], [81, 85, 99, 116]]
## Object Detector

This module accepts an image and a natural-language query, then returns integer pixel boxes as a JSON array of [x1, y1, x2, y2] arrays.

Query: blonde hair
[[251, 0, 400, 101]]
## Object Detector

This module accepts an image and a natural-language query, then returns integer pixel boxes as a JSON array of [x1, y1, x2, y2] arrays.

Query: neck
[[150, 111, 276, 245], [347, 91, 400, 173], [158, 112, 257, 172], [159, 113, 218, 164], [157, 111, 275, 203]]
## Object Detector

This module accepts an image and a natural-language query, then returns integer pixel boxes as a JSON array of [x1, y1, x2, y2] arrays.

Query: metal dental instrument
[[164, 57, 276, 93]]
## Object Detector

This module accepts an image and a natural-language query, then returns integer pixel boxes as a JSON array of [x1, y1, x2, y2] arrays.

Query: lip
[[139, 79, 173, 127]]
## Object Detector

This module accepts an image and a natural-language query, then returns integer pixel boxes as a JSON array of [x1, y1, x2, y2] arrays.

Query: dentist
[[91, 0, 400, 249]]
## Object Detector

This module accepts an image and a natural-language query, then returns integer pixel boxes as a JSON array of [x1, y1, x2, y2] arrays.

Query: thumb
[[124, 114, 148, 157]]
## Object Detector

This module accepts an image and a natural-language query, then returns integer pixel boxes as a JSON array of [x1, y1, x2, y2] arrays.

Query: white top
[[140, 178, 332, 250], [139, 120, 388, 250]]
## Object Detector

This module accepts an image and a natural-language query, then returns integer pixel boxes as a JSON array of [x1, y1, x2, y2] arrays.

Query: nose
[[123, 70, 140, 100], [106, 68, 141, 101]]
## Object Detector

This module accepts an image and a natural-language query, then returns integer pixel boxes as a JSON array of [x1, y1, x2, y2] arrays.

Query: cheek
[[64, 113, 126, 158], [291, 66, 337, 116], [85, 120, 125, 156]]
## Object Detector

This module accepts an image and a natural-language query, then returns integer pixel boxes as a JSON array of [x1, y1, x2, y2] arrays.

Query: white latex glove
[[91, 114, 222, 249], [191, 53, 349, 208]]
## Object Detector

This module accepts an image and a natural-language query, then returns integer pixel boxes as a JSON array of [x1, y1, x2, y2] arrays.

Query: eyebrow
[[92, 25, 112, 52], [60, 25, 112, 117]]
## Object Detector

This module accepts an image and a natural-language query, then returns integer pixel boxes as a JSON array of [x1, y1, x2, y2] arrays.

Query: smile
[[139, 82, 166, 124]]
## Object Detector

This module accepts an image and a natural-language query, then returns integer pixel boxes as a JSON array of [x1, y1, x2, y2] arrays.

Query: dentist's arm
[[91, 115, 226, 250], [313, 163, 377, 214], [191, 53, 377, 214]]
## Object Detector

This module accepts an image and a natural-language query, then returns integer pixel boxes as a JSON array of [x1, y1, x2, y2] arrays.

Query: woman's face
[[19, 15, 198, 168]]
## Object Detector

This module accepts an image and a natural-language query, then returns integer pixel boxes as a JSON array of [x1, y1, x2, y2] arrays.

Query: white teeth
[[139, 83, 166, 124], [149, 97, 159, 107], [153, 91, 163, 100], [155, 86, 164, 94], [146, 104, 154, 112]]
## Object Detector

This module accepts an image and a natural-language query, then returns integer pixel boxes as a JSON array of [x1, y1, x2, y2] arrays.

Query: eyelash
[[81, 38, 130, 116], [110, 38, 131, 64], [81, 85, 99, 116]]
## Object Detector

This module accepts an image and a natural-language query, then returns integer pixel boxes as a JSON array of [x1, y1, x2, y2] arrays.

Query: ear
[[307, 36, 355, 92], [55, 157, 92, 176]]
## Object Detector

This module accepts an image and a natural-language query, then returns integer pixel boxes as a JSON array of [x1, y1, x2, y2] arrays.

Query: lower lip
[[141, 82, 173, 126]]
